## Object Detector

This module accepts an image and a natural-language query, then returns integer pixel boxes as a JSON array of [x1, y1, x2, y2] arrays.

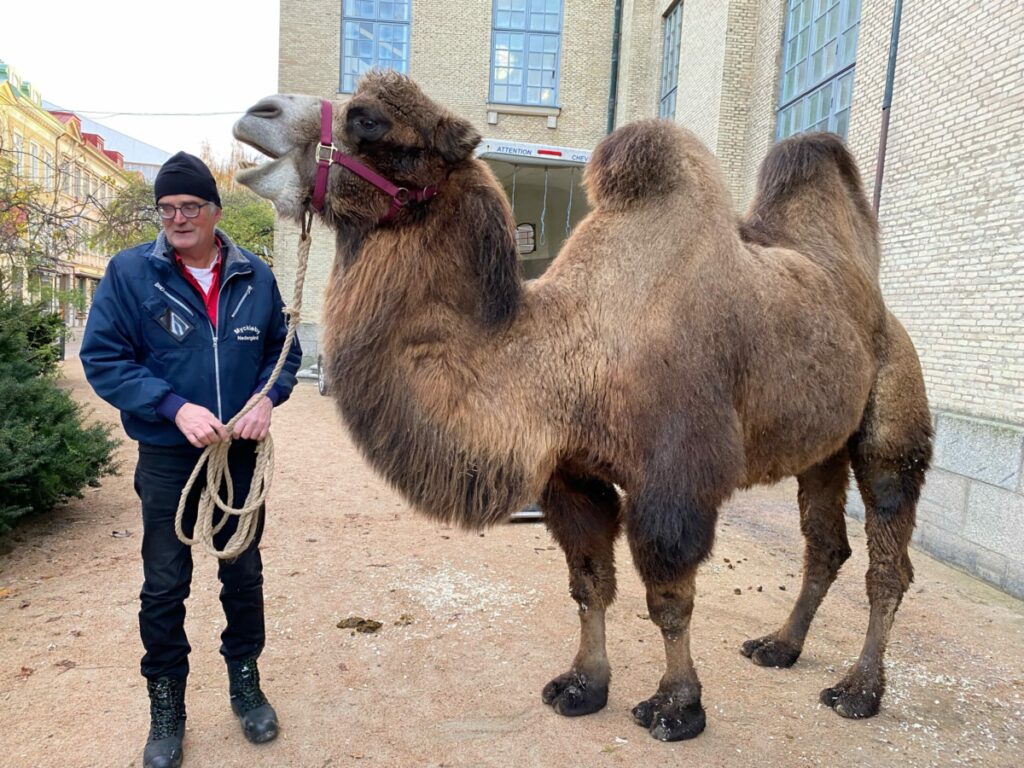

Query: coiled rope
[[175, 211, 313, 559]]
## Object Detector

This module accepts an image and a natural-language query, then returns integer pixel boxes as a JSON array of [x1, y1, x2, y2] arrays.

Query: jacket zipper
[[230, 285, 254, 318], [154, 282, 196, 316], [213, 269, 247, 421]]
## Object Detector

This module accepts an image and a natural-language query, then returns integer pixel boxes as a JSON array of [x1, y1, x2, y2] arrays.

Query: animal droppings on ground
[[394, 614, 415, 626], [337, 617, 383, 633]]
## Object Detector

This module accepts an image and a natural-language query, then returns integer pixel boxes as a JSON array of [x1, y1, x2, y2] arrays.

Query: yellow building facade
[[0, 61, 132, 325]]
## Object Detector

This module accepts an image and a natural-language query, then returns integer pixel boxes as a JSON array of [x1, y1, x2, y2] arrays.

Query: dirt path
[[1, 360, 1022, 768]]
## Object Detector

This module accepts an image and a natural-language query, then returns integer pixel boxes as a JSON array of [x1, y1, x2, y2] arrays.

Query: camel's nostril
[[247, 100, 282, 120]]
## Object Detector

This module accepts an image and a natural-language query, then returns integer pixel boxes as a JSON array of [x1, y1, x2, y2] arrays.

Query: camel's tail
[[740, 132, 880, 277]]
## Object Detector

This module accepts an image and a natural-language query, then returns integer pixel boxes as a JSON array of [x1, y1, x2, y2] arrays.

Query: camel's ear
[[434, 115, 481, 164]]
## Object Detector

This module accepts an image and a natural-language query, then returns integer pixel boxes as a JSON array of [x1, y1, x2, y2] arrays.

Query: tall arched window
[[777, 0, 861, 139]]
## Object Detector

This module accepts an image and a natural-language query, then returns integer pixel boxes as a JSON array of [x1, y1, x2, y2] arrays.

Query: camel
[[233, 72, 932, 741]]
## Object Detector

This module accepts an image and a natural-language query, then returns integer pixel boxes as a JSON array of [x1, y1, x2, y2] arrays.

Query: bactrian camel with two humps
[[233, 72, 931, 741]]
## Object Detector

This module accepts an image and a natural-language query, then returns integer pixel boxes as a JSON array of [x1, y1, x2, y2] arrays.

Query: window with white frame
[[60, 156, 71, 195], [340, 0, 410, 93], [29, 142, 40, 181], [777, 0, 860, 140], [43, 151, 53, 190], [659, 2, 683, 119], [12, 132, 25, 177], [490, 0, 563, 107]]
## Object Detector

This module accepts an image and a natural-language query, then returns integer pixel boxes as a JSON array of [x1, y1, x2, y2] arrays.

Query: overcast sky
[[1, 0, 280, 161]]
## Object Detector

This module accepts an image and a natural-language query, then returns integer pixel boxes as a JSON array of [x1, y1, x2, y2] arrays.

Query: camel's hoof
[[740, 634, 802, 668], [820, 676, 882, 719], [542, 672, 608, 717], [631, 694, 706, 741]]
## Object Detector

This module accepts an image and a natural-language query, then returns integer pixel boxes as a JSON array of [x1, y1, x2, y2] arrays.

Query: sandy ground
[[1, 358, 1022, 768]]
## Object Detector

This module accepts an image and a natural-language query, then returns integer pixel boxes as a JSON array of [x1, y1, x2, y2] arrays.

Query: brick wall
[[737, 0, 787, 206], [615, 0, 661, 125], [850, 0, 1024, 425], [842, 0, 1024, 597]]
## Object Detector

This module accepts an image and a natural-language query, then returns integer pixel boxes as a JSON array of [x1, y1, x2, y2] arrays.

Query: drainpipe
[[606, 0, 624, 134], [872, 0, 903, 214]]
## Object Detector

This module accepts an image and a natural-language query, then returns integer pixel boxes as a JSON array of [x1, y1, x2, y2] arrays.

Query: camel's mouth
[[232, 94, 325, 204], [237, 137, 280, 162], [234, 152, 288, 190], [232, 122, 284, 184]]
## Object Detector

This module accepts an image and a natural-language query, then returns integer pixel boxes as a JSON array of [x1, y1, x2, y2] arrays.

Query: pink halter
[[311, 99, 438, 223]]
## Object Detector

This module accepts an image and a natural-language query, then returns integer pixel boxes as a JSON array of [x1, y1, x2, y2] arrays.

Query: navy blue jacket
[[81, 230, 302, 446]]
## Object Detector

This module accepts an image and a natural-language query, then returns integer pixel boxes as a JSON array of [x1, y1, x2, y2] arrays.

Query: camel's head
[[233, 71, 481, 226]]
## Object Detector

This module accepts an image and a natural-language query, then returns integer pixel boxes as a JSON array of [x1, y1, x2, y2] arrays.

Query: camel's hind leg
[[742, 450, 852, 667], [822, 317, 932, 719], [540, 467, 622, 717]]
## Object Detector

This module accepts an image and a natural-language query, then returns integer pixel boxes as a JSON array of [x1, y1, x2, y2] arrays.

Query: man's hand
[[174, 403, 230, 448], [233, 395, 273, 441]]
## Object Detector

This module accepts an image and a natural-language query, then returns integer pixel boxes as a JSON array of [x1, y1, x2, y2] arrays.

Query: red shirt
[[175, 238, 223, 328]]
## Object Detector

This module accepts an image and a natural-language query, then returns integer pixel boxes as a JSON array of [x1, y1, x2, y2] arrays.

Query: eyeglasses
[[155, 201, 213, 220]]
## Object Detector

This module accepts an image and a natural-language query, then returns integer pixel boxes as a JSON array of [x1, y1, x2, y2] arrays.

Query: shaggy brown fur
[[233, 72, 932, 741]]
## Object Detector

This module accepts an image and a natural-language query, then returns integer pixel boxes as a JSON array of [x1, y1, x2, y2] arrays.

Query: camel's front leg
[[631, 569, 706, 740], [540, 469, 621, 717]]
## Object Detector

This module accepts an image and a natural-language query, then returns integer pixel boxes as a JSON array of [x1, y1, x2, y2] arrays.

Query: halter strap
[[311, 99, 438, 223]]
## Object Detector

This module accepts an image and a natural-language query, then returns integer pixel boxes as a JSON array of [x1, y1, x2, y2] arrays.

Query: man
[[81, 152, 301, 768]]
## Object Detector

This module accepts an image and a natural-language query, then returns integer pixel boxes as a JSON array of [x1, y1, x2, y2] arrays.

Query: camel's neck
[[321, 174, 552, 527]]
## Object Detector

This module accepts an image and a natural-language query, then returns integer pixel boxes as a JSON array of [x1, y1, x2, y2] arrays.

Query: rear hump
[[741, 132, 879, 272]]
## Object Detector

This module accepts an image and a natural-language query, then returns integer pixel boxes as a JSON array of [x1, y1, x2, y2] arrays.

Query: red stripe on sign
[[537, 149, 562, 157]]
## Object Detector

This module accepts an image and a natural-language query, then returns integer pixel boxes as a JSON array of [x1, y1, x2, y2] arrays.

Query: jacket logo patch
[[158, 308, 194, 341], [234, 325, 261, 342]]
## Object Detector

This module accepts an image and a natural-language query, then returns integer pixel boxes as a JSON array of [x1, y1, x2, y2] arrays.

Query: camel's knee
[[648, 596, 692, 638], [646, 577, 697, 639], [568, 558, 617, 609], [801, 512, 853, 576], [866, 545, 914, 597], [807, 537, 852, 580]]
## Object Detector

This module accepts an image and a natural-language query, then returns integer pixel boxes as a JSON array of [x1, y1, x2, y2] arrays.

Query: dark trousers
[[134, 441, 266, 682]]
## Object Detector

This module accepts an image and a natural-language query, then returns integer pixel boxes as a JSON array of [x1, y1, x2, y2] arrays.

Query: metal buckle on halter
[[316, 143, 336, 163], [393, 187, 410, 206]]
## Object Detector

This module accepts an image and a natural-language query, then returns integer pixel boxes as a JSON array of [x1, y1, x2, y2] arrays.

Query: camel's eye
[[347, 108, 390, 143]]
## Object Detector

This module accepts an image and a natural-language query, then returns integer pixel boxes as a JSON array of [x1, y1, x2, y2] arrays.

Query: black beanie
[[154, 152, 221, 207]]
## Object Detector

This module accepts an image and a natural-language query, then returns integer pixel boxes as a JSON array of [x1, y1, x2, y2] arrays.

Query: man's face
[[158, 194, 222, 252]]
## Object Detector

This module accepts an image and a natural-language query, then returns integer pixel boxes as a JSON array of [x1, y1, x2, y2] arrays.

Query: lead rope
[[175, 211, 313, 559]]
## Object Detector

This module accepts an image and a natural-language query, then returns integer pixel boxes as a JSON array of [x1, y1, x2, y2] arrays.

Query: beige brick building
[[277, 0, 1023, 596]]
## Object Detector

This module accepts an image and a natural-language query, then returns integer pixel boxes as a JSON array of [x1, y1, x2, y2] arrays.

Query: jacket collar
[[147, 229, 253, 280]]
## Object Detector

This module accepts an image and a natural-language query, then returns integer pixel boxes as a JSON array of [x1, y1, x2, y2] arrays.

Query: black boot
[[144, 677, 186, 768], [227, 657, 279, 743]]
